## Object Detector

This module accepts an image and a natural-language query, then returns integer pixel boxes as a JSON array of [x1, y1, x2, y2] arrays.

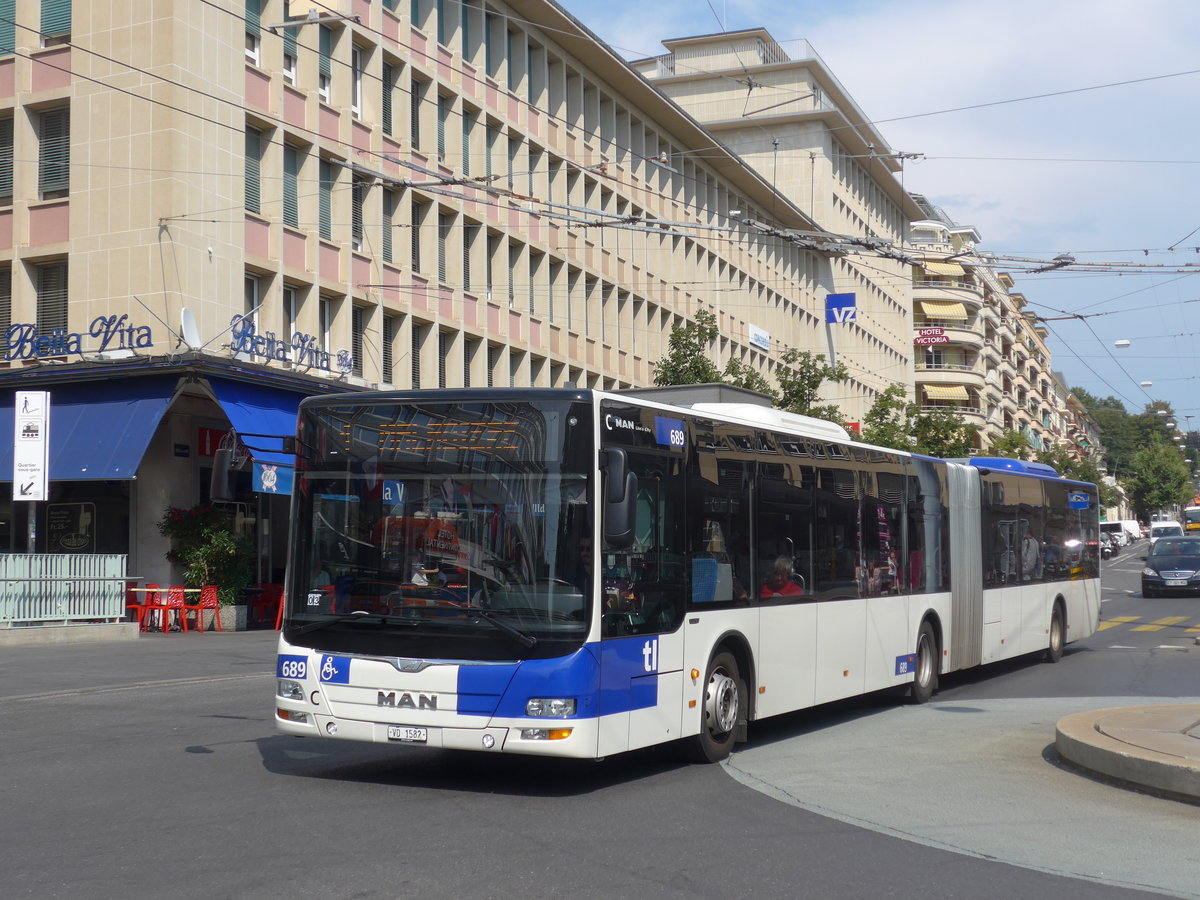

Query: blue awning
[[0, 376, 179, 481], [207, 378, 304, 467]]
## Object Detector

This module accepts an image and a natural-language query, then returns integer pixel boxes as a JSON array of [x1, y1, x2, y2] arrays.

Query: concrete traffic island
[[1056, 704, 1200, 802]]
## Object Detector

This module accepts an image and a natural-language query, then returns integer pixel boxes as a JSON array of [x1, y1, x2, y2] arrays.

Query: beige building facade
[[0, 1, 887, 578], [632, 28, 925, 423]]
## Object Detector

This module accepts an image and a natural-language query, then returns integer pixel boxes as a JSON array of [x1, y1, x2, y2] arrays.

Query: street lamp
[[1114, 339, 1131, 348]]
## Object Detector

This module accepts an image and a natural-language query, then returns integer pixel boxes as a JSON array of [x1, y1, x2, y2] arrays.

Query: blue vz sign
[[825, 293, 857, 324]]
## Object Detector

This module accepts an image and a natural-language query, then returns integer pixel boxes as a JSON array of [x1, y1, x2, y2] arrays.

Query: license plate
[[386, 725, 427, 743], [1165, 579, 1187, 587]]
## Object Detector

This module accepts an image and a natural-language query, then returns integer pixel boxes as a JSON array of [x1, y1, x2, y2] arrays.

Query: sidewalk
[[1056, 704, 1200, 802]]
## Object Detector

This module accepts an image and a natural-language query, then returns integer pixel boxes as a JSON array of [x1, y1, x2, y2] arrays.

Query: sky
[[557, 0, 1200, 427]]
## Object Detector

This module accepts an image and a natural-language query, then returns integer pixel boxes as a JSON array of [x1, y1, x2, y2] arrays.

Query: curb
[[1056, 705, 1200, 803]]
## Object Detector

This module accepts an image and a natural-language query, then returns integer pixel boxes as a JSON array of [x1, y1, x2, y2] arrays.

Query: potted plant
[[157, 505, 255, 629]]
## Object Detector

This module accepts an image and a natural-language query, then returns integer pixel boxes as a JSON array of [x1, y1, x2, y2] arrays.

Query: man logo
[[377, 691, 438, 710]]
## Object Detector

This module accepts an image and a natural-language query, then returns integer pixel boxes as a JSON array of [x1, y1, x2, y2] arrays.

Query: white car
[[1149, 522, 1184, 546]]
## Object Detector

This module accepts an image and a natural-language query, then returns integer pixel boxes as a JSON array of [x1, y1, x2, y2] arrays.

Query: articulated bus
[[274, 387, 1100, 763]]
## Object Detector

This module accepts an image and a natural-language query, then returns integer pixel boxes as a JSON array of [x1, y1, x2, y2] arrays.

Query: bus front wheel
[[685, 651, 744, 763], [910, 621, 938, 703]]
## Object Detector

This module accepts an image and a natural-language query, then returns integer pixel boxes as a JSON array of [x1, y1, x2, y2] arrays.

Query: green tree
[[651, 309, 722, 386], [776, 348, 848, 420], [722, 358, 778, 402], [988, 429, 1032, 460], [912, 408, 980, 458], [859, 384, 911, 450], [859, 384, 979, 457], [1125, 440, 1193, 517]]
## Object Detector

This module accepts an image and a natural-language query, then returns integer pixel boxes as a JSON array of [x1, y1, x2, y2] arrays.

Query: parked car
[[1100, 522, 1129, 547], [1121, 520, 1144, 543], [1141, 535, 1200, 597], [1149, 522, 1185, 546]]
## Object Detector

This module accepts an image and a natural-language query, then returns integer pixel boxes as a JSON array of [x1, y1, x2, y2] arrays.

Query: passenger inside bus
[[760, 555, 804, 598]]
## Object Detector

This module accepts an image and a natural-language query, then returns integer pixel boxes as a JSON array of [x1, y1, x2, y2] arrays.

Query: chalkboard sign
[[47, 502, 96, 553]]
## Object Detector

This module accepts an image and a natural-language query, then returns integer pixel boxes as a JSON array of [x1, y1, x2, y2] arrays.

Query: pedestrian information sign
[[13, 391, 49, 501]]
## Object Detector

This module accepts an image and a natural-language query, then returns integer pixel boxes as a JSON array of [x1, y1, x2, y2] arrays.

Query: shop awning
[[923, 384, 970, 401], [922, 260, 965, 277], [919, 300, 968, 320], [207, 378, 304, 467], [0, 376, 179, 481]]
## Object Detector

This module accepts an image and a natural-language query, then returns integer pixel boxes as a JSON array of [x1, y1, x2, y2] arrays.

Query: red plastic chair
[[145, 585, 189, 633], [126, 583, 159, 630], [186, 585, 221, 632], [249, 583, 284, 629]]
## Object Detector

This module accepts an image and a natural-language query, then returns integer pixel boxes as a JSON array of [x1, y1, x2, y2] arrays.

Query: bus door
[[596, 432, 687, 756]]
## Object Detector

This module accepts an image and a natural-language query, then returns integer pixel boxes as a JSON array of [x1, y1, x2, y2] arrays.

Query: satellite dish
[[180, 307, 201, 350]]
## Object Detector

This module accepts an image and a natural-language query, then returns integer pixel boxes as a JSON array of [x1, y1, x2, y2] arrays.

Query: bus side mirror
[[602, 448, 637, 549], [210, 448, 235, 502]]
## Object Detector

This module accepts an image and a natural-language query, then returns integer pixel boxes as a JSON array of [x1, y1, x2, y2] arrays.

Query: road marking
[[1097, 616, 1139, 631], [1131, 616, 1190, 632], [1188, 624, 1200, 633]]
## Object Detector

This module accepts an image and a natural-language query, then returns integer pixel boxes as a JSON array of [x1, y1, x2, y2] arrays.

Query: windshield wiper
[[461, 603, 538, 648], [292, 611, 411, 635]]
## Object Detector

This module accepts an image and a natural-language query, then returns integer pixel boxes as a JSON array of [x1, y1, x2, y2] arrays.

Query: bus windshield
[[286, 395, 594, 660]]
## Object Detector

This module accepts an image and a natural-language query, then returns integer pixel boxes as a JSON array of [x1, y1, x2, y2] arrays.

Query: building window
[[0, 116, 11, 205], [245, 0, 261, 65], [462, 224, 478, 292], [411, 77, 426, 148], [282, 23, 297, 84], [436, 94, 449, 161], [351, 306, 364, 376], [319, 295, 332, 353], [318, 159, 334, 240], [318, 25, 332, 102], [382, 314, 396, 383], [38, 107, 70, 200], [437, 211, 451, 284], [244, 126, 263, 214], [36, 261, 68, 335], [438, 330, 449, 388], [282, 285, 297, 343], [0, 0, 13, 56], [381, 62, 394, 134], [410, 322, 424, 388], [243, 274, 263, 332], [41, 0, 70, 46], [351, 45, 363, 116], [381, 189, 395, 264], [411, 199, 426, 272], [282, 144, 299, 228], [0, 266, 11, 356], [463, 337, 477, 387], [351, 178, 368, 251]]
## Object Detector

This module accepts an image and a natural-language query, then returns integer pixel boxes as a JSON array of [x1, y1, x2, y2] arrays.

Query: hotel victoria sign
[[2, 312, 354, 376]]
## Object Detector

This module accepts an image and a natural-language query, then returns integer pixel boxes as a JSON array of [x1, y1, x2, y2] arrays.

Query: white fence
[[0, 554, 128, 626]]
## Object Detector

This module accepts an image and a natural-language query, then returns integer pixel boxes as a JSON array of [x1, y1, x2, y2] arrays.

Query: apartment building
[[0, 1, 859, 581], [631, 28, 925, 423], [907, 196, 1098, 457]]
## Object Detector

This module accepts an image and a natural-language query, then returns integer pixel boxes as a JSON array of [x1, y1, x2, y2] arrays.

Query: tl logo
[[642, 638, 659, 673]]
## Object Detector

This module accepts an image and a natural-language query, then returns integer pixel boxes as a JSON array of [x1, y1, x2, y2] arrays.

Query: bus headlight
[[278, 679, 305, 701], [525, 697, 576, 717], [520, 728, 573, 740]]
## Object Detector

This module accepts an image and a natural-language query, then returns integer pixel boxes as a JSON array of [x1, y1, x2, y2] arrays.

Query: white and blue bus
[[274, 387, 1100, 762]]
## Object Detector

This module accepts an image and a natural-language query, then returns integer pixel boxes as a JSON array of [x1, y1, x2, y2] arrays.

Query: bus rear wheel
[[685, 651, 744, 763], [910, 621, 938, 703], [1044, 604, 1065, 663]]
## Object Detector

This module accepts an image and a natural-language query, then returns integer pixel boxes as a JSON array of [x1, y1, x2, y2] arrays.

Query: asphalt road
[[2, 552, 1194, 900]]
